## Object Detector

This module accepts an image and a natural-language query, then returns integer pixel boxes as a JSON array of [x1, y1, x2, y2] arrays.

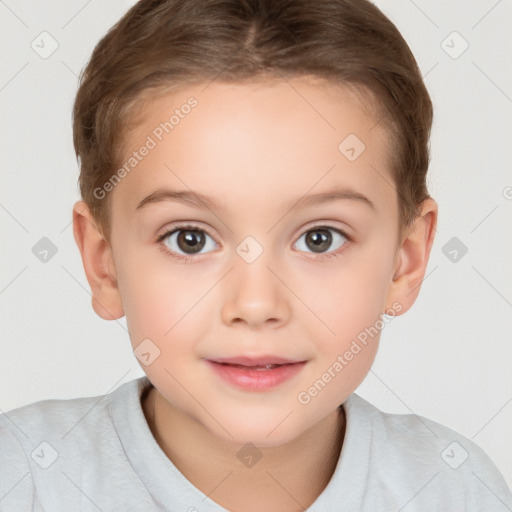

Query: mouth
[[216, 363, 288, 371], [205, 356, 307, 391], [209, 355, 305, 367]]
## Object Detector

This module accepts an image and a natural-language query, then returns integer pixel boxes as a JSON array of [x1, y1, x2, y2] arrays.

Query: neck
[[142, 386, 345, 512]]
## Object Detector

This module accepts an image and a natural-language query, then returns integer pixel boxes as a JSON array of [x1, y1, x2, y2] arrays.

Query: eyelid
[[297, 221, 352, 241], [155, 222, 218, 243], [156, 221, 351, 243]]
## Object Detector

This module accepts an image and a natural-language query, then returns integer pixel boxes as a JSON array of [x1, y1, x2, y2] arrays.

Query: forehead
[[112, 78, 395, 220]]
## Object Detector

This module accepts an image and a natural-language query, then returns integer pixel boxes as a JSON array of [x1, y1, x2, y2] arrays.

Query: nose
[[221, 250, 291, 330]]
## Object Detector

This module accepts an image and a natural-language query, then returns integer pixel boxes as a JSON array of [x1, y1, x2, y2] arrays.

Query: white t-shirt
[[1, 377, 510, 511]]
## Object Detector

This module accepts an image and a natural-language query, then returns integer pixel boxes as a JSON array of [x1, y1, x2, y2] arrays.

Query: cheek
[[115, 252, 187, 345], [302, 238, 395, 366], [296, 268, 388, 411], [310, 253, 393, 334], [115, 251, 217, 374]]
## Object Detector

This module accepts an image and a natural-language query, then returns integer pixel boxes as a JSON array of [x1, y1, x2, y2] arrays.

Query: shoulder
[[345, 393, 512, 510], [0, 378, 148, 511], [0, 380, 126, 443], [0, 421, 36, 511], [0, 376, 150, 434]]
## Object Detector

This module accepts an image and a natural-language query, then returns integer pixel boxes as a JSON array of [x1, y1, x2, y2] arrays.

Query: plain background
[[1, 0, 511, 488]]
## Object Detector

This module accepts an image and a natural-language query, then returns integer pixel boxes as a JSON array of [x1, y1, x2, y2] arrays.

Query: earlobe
[[385, 198, 438, 314], [72, 200, 124, 321]]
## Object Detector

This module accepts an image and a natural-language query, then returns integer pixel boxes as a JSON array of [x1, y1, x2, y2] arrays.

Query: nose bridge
[[221, 237, 289, 328]]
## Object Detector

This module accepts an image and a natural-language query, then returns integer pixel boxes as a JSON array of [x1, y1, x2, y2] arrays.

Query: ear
[[384, 198, 438, 315], [72, 200, 124, 320]]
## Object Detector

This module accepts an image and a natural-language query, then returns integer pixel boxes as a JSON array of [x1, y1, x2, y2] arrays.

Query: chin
[[207, 413, 304, 449]]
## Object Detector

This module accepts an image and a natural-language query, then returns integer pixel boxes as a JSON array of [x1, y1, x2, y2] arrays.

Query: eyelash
[[156, 222, 351, 263]]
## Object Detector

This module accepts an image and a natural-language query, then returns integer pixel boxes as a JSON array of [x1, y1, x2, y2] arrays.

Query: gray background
[[1, 0, 511, 488]]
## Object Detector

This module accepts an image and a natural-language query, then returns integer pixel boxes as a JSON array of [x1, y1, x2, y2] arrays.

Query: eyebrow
[[135, 187, 375, 212]]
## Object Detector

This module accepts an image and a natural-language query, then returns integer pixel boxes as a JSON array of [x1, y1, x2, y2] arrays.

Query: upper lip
[[207, 356, 306, 366]]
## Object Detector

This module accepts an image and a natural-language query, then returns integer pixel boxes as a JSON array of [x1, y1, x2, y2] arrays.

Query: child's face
[[104, 78, 409, 446]]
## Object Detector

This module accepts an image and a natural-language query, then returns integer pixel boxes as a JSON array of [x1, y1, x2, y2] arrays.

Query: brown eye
[[176, 230, 206, 254], [305, 229, 332, 253], [160, 226, 217, 257], [294, 226, 348, 255]]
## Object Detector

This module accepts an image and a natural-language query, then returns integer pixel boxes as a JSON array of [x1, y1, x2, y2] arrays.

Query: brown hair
[[73, 0, 433, 242]]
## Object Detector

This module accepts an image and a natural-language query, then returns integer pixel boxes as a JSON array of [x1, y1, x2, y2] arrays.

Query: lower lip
[[206, 360, 306, 391]]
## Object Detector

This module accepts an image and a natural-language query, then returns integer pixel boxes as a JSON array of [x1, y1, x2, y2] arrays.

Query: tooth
[[222, 363, 282, 370], [257, 364, 277, 370]]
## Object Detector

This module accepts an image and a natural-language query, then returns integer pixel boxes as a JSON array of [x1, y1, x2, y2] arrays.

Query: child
[[1, 0, 511, 510]]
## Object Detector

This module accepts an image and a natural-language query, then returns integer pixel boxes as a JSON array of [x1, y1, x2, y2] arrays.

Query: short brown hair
[[73, 0, 433, 242]]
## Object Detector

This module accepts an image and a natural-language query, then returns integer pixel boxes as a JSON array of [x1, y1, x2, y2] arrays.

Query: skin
[[73, 77, 437, 511]]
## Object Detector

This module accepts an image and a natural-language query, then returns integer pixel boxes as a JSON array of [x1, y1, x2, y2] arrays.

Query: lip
[[209, 355, 305, 366], [205, 357, 307, 392]]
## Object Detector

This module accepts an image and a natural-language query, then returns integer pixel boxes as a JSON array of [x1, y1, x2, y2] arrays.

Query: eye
[[157, 223, 350, 262], [294, 225, 348, 256], [157, 224, 218, 260]]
